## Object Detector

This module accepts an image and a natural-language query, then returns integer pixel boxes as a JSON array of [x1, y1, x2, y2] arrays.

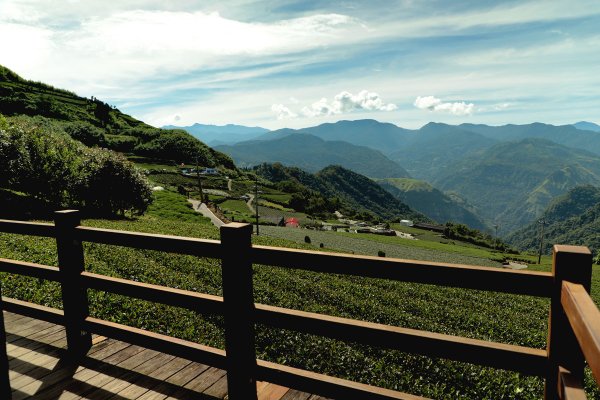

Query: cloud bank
[[414, 96, 475, 116], [273, 90, 397, 119]]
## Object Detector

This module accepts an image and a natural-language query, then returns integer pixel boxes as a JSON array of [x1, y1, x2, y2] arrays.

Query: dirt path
[[246, 193, 255, 213], [188, 199, 225, 227]]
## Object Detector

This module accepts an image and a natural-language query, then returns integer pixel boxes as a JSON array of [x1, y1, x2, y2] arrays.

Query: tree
[[75, 148, 152, 215], [0, 115, 152, 216]]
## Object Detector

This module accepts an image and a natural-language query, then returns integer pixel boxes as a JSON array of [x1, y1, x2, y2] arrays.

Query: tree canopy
[[0, 114, 152, 216]]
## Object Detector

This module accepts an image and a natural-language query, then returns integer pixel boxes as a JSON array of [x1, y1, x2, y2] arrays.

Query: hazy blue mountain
[[434, 138, 600, 234], [388, 123, 497, 181], [458, 122, 600, 155], [163, 123, 269, 145], [572, 121, 600, 132], [256, 119, 411, 153], [255, 120, 497, 181], [216, 133, 411, 178], [507, 185, 600, 255], [378, 178, 488, 230]]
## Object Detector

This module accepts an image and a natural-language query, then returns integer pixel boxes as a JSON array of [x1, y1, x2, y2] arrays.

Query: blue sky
[[1, 0, 599, 129]]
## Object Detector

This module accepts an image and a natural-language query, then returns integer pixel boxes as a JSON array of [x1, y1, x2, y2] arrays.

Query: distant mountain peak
[[573, 121, 600, 132]]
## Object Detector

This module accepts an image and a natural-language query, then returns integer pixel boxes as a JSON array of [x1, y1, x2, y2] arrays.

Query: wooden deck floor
[[4, 311, 326, 400]]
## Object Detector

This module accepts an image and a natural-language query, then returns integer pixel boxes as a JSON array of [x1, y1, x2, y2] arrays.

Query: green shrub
[[0, 114, 152, 216]]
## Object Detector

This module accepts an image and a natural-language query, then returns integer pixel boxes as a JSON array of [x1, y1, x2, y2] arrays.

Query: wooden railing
[[0, 210, 598, 399]]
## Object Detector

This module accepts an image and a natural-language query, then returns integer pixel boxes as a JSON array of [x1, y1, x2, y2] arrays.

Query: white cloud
[[300, 90, 397, 117], [414, 96, 474, 116], [271, 104, 298, 120], [0, 9, 364, 97]]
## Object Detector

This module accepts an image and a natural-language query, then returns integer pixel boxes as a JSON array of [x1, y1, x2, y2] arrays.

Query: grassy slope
[[2, 189, 599, 398], [0, 65, 146, 130]]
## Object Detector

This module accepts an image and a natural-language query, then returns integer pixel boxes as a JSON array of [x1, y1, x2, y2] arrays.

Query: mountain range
[[217, 118, 600, 234], [162, 123, 268, 146], [216, 133, 410, 179]]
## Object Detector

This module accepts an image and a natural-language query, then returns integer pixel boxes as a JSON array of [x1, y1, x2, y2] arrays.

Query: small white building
[[400, 219, 414, 227]]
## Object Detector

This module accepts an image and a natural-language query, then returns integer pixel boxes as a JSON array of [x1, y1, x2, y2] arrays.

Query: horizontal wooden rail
[[0, 259, 60, 281], [83, 317, 227, 370], [74, 226, 222, 258], [0, 219, 54, 237], [80, 272, 224, 315], [256, 359, 425, 400], [255, 304, 547, 376], [1, 297, 64, 326], [252, 245, 553, 297], [561, 281, 600, 385]]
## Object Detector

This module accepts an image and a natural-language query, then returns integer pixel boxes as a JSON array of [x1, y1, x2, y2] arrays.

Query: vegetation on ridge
[[0, 114, 152, 216]]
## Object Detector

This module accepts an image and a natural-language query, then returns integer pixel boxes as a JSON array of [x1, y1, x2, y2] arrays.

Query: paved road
[[188, 199, 225, 227]]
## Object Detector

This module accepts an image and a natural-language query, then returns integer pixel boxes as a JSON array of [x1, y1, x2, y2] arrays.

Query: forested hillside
[[434, 139, 600, 234], [378, 178, 488, 230], [254, 163, 426, 222], [0, 65, 235, 169], [507, 185, 600, 255]]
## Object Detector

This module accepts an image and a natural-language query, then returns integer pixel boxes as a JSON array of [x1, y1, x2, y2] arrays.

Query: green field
[[261, 192, 292, 205], [260, 226, 504, 267]]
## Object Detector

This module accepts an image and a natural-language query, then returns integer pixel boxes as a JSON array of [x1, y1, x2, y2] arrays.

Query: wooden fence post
[[0, 284, 11, 399], [220, 222, 257, 400], [545, 245, 592, 400], [55, 210, 91, 358]]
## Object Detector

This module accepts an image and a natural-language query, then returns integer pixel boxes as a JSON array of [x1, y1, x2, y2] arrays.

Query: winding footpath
[[187, 199, 225, 227]]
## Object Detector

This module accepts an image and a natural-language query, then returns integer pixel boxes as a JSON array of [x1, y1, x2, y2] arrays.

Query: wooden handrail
[[0, 219, 54, 237], [253, 245, 554, 296], [0, 215, 598, 399], [0, 258, 60, 281], [561, 281, 600, 386], [74, 225, 222, 258], [254, 303, 548, 376], [80, 272, 224, 315]]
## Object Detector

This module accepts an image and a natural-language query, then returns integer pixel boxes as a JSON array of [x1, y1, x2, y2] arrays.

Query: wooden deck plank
[[280, 390, 312, 400], [258, 382, 292, 400], [129, 357, 193, 400], [4, 313, 313, 400], [7, 326, 66, 360], [4, 311, 29, 325], [98, 351, 173, 399], [11, 339, 132, 397], [133, 361, 211, 400], [30, 343, 147, 400], [6, 316, 55, 340], [202, 373, 228, 398], [7, 322, 65, 345], [164, 367, 227, 399]]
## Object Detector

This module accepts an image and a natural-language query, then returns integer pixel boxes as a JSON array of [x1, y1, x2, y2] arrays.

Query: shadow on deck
[[5, 311, 322, 400]]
